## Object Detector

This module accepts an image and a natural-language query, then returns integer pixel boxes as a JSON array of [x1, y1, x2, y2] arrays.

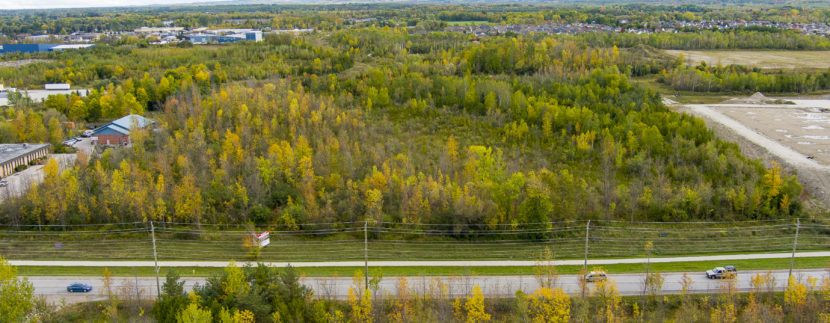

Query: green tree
[[177, 302, 213, 323], [0, 255, 35, 321], [153, 270, 189, 323]]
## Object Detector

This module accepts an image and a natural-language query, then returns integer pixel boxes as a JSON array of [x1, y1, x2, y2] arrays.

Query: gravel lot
[[676, 96, 830, 208]]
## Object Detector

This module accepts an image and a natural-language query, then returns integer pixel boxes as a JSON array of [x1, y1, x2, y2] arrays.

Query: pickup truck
[[706, 266, 737, 279]]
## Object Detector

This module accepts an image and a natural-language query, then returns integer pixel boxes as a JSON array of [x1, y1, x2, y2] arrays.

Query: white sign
[[257, 231, 270, 248]]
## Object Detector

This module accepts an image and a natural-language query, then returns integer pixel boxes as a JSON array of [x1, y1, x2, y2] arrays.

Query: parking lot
[[0, 152, 78, 203]]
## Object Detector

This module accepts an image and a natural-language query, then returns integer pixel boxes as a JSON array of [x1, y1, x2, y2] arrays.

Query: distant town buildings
[[24, 32, 101, 43], [223, 18, 271, 24], [134, 27, 185, 34], [0, 143, 50, 178], [0, 84, 89, 107], [186, 29, 263, 44], [2, 24, 313, 48], [270, 28, 314, 35], [442, 20, 830, 38]]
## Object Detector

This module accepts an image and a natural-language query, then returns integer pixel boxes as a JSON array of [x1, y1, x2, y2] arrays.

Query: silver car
[[584, 271, 608, 282]]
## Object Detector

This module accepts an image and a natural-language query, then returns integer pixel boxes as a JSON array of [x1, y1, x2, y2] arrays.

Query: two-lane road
[[27, 268, 829, 305]]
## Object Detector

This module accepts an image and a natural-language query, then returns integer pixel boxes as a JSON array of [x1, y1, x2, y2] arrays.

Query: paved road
[[27, 269, 829, 306], [11, 251, 830, 268]]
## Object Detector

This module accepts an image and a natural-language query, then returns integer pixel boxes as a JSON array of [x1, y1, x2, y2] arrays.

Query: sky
[[0, 0, 227, 10]]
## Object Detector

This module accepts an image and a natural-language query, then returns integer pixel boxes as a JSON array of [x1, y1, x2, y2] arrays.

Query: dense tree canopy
[[0, 4, 816, 229]]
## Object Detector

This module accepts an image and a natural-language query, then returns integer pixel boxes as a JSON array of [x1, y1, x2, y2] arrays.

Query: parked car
[[67, 282, 93, 293], [62, 138, 80, 147], [0, 180, 7, 187], [584, 271, 607, 282], [81, 130, 94, 138], [706, 266, 737, 279]]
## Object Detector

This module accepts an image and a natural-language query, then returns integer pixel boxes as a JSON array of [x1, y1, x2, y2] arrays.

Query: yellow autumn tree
[[785, 275, 807, 309], [348, 287, 373, 323], [710, 303, 736, 323], [592, 278, 622, 323], [762, 161, 783, 200], [389, 277, 413, 323], [528, 287, 570, 323], [232, 309, 255, 323], [465, 285, 490, 323]]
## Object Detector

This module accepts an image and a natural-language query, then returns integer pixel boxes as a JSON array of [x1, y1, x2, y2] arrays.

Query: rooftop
[[111, 114, 154, 130], [0, 143, 49, 165], [91, 114, 154, 136]]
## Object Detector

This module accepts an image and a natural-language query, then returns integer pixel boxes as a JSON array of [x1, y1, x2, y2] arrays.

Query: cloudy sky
[[0, 0, 227, 10]]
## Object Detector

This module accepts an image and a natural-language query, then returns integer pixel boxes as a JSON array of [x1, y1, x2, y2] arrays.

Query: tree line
[[659, 62, 830, 93]]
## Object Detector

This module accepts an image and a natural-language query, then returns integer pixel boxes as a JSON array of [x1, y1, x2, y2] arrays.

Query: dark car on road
[[706, 266, 737, 279], [67, 282, 92, 293]]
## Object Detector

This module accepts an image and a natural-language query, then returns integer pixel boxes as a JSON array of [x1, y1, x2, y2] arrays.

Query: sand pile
[[722, 92, 768, 104]]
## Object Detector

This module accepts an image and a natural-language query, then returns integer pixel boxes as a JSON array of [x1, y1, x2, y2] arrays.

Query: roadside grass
[[5, 221, 823, 262], [17, 256, 830, 277]]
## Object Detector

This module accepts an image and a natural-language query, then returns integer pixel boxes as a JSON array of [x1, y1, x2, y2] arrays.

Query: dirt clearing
[[665, 50, 830, 70], [0, 59, 52, 68], [673, 96, 830, 208]]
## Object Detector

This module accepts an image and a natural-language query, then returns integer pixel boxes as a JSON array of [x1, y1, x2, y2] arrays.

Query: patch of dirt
[[0, 59, 52, 68], [721, 92, 795, 105], [679, 106, 830, 211]]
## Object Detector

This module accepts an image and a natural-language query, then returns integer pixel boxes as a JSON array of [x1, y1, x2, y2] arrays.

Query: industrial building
[[0, 143, 50, 178], [0, 84, 12, 99], [186, 29, 262, 44], [45, 83, 71, 90], [0, 44, 93, 54], [90, 114, 154, 146]]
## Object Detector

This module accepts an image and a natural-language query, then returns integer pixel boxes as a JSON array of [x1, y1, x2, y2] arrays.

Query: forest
[[0, 23, 807, 228], [0, 4, 827, 231], [1, 3, 830, 322], [659, 62, 830, 93]]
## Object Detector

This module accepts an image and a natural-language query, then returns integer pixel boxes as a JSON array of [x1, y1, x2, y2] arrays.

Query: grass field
[[2, 220, 826, 262], [664, 50, 830, 70], [16, 257, 830, 277]]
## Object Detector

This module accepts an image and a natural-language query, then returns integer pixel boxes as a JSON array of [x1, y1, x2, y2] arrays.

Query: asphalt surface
[[27, 269, 829, 306], [0, 153, 76, 203]]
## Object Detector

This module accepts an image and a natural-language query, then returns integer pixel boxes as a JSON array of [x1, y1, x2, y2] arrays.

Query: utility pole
[[364, 220, 369, 292], [789, 218, 800, 281], [643, 241, 653, 296], [583, 220, 590, 272], [151, 221, 160, 297]]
